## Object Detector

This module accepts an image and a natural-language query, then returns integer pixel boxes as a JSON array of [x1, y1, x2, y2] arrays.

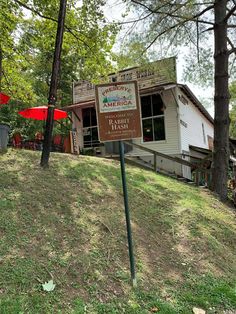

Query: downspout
[[171, 87, 182, 156]]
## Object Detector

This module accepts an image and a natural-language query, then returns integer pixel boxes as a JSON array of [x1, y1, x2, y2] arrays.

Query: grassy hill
[[0, 149, 236, 314]]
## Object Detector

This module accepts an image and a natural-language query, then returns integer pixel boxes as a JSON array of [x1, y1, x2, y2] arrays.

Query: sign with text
[[70, 130, 80, 154], [95, 81, 142, 142]]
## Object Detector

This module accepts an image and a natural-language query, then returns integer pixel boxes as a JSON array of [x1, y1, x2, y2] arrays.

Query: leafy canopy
[[0, 0, 118, 138]]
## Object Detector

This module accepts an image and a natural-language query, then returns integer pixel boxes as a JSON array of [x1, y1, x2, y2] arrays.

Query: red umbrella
[[0, 92, 10, 105], [18, 106, 68, 120]]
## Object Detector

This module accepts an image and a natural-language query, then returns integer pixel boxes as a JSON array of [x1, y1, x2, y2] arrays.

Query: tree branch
[[196, 19, 200, 63], [131, 0, 215, 26], [113, 12, 153, 25], [201, 26, 214, 33], [228, 36, 235, 49], [14, 0, 92, 50], [13, 0, 113, 80], [143, 5, 214, 52], [227, 37, 236, 55], [144, 21, 184, 51], [229, 48, 236, 55], [224, 4, 236, 21], [14, 0, 58, 23]]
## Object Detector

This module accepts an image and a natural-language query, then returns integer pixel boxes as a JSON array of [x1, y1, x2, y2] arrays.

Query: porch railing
[[123, 140, 212, 186]]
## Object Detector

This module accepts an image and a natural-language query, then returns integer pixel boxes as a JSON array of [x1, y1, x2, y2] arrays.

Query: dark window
[[82, 108, 91, 127], [82, 107, 99, 147], [141, 96, 152, 118], [141, 94, 166, 142], [83, 107, 97, 127], [152, 94, 165, 116], [91, 127, 98, 143], [91, 109, 97, 126], [142, 119, 153, 142], [154, 117, 165, 141]]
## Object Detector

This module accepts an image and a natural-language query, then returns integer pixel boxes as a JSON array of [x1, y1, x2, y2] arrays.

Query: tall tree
[[40, 0, 67, 167], [121, 0, 236, 200]]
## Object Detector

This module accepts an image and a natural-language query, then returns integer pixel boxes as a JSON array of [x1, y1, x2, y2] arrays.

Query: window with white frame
[[141, 94, 166, 142]]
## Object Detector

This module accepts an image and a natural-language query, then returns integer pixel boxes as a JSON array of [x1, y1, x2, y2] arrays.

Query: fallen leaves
[[42, 280, 56, 292], [193, 307, 206, 314]]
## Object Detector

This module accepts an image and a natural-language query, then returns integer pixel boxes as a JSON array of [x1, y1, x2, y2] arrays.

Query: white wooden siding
[[130, 89, 181, 156], [177, 88, 214, 152]]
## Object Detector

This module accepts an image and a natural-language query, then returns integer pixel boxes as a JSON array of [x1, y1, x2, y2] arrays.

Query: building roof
[[189, 145, 212, 155], [178, 84, 214, 125], [64, 100, 95, 111]]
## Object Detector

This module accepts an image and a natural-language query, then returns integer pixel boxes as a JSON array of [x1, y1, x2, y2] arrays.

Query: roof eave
[[178, 84, 214, 125]]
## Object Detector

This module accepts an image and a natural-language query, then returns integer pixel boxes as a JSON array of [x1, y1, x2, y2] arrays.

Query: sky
[[104, 0, 215, 117], [21, 0, 214, 117]]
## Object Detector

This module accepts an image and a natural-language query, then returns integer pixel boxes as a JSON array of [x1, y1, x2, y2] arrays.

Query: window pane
[[83, 128, 91, 147], [91, 108, 97, 126], [141, 96, 152, 118], [152, 94, 165, 116], [142, 119, 153, 142], [154, 117, 165, 141], [91, 127, 99, 144], [83, 108, 91, 127]]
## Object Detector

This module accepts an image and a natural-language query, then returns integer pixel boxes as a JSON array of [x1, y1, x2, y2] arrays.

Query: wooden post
[[154, 152, 157, 172], [195, 169, 199, 186]]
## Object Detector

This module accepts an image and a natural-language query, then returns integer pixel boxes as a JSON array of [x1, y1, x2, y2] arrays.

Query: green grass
[[0, 149, 236, 313]]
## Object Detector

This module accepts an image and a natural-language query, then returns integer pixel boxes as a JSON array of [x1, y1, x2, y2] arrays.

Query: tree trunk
[[211, 0, 230, 200], [40, 0, 67, 167]]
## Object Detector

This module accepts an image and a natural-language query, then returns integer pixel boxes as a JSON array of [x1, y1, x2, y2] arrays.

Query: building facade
[[65, 57, 214, 179]]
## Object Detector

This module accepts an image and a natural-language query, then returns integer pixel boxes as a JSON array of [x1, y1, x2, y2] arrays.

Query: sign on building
[[74, 57, 177, 103], [95, 81, 142, 142], [70, 130, 80, 154]]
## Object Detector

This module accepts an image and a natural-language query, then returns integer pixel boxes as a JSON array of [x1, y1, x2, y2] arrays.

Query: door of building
[[82, 107, 99, 148]]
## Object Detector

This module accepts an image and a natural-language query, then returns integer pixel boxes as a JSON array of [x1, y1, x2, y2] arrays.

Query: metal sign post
[[95, 81, 142, 287], [119, 140, 136, 287]]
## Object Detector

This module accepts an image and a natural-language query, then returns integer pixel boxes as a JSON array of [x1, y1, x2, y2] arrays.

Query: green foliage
[[0, 0, 118, 137], [0, 0, 35, 103], [114, 36, 150, 70], [230, 81, 236, 106], [229, 81, 236, 138], [183, 47, 214, 88], [177, 274, 236, 310]]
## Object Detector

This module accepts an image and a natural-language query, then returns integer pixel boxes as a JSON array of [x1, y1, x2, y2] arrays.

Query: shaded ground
[[0, 149, 236, 313]]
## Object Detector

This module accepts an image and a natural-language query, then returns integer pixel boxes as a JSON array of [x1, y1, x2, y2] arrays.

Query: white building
[[65, 57, 214, 180]]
